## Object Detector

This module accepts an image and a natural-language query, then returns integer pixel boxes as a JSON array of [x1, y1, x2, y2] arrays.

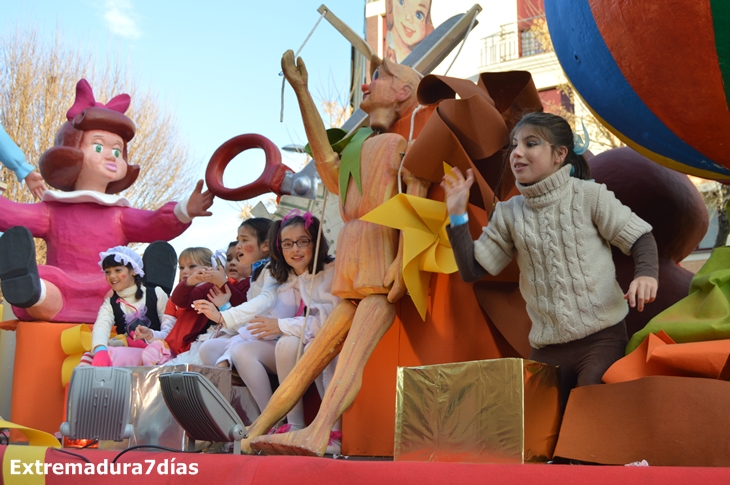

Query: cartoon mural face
[[385, 0, 434, 63], [394, 0, 430, 47]]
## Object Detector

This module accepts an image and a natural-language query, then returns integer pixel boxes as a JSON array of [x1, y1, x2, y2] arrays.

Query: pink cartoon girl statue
[[0, 79, 213, 323]]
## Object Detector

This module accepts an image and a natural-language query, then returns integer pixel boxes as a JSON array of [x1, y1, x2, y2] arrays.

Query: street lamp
[[281, 144, 307, 154]]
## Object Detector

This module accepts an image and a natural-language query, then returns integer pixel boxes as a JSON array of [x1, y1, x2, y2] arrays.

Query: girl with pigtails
[[443, 112, 659, 407], [87, 246, 175, 367]]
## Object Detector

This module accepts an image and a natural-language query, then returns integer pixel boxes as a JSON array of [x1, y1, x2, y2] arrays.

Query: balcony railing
[[480, 16, 548, 67]]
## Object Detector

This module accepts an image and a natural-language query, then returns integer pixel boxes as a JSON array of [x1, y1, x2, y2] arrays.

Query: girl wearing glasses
[[261, 211, 341, 449], [195, 212, 339, 440]]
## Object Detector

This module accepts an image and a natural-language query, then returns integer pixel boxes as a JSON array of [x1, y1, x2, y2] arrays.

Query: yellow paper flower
[[361, 193, 457, 320]]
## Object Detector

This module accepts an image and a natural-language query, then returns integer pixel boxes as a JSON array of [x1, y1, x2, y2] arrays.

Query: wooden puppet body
[[331, 133, 406, 299]]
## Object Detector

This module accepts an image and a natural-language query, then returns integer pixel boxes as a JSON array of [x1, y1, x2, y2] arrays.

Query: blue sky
[[2, 0, 365, 255]]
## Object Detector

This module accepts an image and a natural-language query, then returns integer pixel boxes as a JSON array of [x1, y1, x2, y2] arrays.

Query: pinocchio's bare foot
[[250, 425, 330, 457], [240, 434, 255, 455]]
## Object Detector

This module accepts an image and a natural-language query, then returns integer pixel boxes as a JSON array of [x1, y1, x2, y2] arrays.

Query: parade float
[[1, 1, 730, 483]]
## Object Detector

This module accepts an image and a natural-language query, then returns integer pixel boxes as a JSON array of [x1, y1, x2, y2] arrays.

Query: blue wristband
[[95, 345, 107, 353], [449, 212, 469, 227], [219, 302, 232, 311]]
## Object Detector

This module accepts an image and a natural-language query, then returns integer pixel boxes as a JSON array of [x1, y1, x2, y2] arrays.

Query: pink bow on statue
[[66, 79, 131, 121]]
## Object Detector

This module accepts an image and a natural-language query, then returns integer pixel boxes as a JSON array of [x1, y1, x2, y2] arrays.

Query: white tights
[[276, 336, 341, 432], [276, 336, 305, 430], [198, 336, 232, 367], [230, 339, 277, 412], [231, 336, 342, 433]]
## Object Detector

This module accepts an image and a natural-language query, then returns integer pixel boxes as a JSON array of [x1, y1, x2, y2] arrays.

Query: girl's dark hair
[[488, 112, 590, 221], [240, 218, 273, 281], [268, 215, 333, 284], [240, 217, 273, 245], [509, 112, 591, 180], [102, 255, 144, 299], [227, 241, 238, 250]]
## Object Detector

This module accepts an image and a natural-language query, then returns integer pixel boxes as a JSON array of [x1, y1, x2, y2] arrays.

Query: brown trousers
[[529, 321, 628, 410]]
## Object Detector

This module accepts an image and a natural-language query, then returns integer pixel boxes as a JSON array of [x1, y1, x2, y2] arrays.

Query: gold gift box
[[394, 358, 560, 463]]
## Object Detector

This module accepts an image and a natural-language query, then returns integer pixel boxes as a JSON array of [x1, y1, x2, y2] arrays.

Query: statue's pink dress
[[0, 190, 190, 323]]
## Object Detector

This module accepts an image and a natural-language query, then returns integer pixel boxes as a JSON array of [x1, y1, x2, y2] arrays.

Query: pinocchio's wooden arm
[[297, 88, 340, 195], [282, 50, 340, 195]]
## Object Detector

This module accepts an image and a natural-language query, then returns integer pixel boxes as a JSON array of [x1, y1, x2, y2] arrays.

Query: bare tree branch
[[0, 25, 198, 268]]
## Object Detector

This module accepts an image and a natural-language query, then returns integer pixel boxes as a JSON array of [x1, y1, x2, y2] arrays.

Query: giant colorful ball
[[545, 0, 730, 180]]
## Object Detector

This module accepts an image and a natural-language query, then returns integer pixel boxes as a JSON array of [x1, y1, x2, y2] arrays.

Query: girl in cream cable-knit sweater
[[443, 112, 658, 406]]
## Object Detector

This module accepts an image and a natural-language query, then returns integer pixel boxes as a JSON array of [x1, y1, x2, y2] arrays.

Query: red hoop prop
[[205, 134, 293, 201]]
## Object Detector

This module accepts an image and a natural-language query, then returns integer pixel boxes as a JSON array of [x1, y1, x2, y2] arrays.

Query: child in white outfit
[[195, 211, 339, 434]]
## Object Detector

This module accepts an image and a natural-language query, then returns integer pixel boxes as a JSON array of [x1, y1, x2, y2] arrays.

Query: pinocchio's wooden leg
[[252, 294, 396, 456], [240, 299, 356, 453]]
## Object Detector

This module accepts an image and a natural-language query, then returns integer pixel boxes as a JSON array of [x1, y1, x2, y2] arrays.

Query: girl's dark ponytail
[[267, 220, 289, 283], [134, 274, 144, 300], [565, 151, 591, 180]]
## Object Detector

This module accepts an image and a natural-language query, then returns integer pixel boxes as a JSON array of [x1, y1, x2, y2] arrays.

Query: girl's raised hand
[[248, 316, 281, 339], [186, 268, 207, 286], [208, 285, 231, 307], [192, 299, 221, 322], [624, 276, 658, 312], [441, 167, 475, 216], [207, 265, 228, 287]]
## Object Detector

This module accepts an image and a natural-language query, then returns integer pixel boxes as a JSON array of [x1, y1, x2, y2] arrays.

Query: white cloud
[[102, 0, 141, 39]]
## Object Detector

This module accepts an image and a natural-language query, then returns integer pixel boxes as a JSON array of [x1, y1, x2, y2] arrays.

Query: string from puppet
[[396, 103, 425, 194], [444, 12, 477, 76], [295, 187, 329, 362], [280, 8, 328, 122]]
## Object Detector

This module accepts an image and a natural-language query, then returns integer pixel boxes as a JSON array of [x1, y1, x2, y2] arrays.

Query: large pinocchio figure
[[243, 51, 429, 455]]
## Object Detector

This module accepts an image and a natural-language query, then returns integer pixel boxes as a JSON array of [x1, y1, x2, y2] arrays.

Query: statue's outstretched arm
[[281, 50, 340, 194]]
